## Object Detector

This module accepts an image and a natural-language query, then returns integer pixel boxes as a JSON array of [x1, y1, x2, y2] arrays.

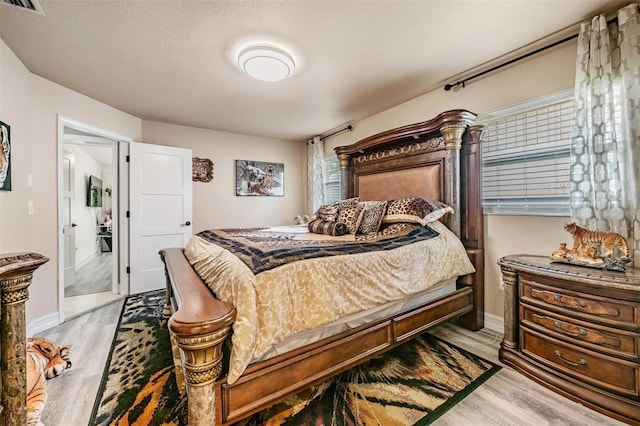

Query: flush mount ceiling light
[[238, 46, 295, 82]]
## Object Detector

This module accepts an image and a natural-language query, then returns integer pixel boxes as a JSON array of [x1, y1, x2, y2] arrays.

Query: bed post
[[457, 125, 486, 331], [440, 123, 467, 237], [160, 248, 236, 426], [170, 328, 230, 426], [337, 153, 351, 200]]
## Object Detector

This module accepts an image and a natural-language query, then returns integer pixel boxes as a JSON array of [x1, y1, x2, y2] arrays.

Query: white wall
[[63, 145, 108, 266], [325, 42, 577, 321], [0, 38, 142, 322], [142, 121, 306, 231]]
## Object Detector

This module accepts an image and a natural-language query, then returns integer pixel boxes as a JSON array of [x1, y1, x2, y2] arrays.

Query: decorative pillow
[[337, 204, 364, 234], [307, 219, 348, 236], [355, 201, 388, 235], [380, 222, 419, 237], [355, 221, 420, 242], [339, 197, 359, 208], [313, 201, 340, 222], [311, 198, 359, 222], [382, 197, 453, 225]]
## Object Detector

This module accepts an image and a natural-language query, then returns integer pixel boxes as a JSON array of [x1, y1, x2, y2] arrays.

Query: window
[[324, 155, 341, 204], [479, 91, 573, 215]]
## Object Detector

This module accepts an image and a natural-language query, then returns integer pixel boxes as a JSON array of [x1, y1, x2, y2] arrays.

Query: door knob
[[183, 221, 191, 226], [71, 223, 78, 227]]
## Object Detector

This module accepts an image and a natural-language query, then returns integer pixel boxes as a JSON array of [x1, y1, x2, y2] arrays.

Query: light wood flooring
[[38, 305, 627, 426], [65, 252, 113, 297], [64, 252, 122, 319]]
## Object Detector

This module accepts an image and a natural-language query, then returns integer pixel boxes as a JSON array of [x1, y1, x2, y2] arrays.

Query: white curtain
[[570, 3, 640, 266], [307, 136, 326, 215]]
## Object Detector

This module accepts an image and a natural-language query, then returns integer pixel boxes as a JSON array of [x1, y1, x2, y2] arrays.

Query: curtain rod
[[443, 33, 578, 91], [321, 124, 353, 141], [308, 124, 353, 144], [444, 13, 623, 92]]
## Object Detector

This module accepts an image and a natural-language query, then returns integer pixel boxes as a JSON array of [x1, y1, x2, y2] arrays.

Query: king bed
[[159, 109, 486, 425]]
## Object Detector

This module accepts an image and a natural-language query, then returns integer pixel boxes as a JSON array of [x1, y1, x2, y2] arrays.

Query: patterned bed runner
[[196, 225, 439, 274]]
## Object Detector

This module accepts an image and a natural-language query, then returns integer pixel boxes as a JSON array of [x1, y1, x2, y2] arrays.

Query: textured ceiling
[[0, 0, 628, 141]]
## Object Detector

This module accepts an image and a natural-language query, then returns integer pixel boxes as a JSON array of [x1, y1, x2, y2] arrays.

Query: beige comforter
[[184, 220, 474, 383]]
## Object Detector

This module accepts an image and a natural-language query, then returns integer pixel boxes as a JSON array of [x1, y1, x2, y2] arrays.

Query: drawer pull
[[530, 289, 619, 317], [553, 321, 587, 337], [531, 313, 623, 348], [554, 350, 587, 367], [551, 294, 587, 309]]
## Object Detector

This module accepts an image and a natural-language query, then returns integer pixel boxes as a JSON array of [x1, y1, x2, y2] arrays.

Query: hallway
[[64, 252, 122, 318]]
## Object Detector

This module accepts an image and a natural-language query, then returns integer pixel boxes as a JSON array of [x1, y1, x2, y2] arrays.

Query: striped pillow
[[307, 219, 349, 236], [313, 201, 340, 222]]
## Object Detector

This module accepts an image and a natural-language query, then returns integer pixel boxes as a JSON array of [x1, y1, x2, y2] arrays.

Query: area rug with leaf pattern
[[90, 290, 500, 426]]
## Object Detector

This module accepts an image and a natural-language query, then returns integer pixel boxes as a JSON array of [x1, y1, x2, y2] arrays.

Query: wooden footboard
[[160, 247, 475, 425], [160, 248, 235, 426]]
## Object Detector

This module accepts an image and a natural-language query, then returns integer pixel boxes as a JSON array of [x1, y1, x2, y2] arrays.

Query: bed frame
[[159, 109, 486, 426]]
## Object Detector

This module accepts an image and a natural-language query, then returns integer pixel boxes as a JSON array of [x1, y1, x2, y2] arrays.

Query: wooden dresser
[[498, 254, 640, 425]]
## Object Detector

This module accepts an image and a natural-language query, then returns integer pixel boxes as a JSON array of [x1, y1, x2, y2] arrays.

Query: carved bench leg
[[1, 276, 30, 426], [0, 253, 48, 426], [162, 267, 173, 319], [171, 327, 230, 426]]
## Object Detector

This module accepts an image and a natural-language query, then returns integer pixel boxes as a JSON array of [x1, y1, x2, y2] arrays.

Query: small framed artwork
[[235, 160, 284, 196], [192, 157, 214, 182], [87, 175, 103, 207], [0, 120, 11, 191]]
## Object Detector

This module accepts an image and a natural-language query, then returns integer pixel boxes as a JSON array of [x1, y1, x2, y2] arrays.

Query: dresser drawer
[[521, 277, 638, 329], [521, 328, 639, 399], [521, 305, 639, 360]]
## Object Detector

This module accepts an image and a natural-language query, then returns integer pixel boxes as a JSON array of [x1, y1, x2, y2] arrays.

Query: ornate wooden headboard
[[334, 109, 483, 237], [334, 109, 486, 329]]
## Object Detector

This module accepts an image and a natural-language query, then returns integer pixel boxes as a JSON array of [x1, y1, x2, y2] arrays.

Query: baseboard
[[27, 312, 60, 337], [483, 312, 504, 334]]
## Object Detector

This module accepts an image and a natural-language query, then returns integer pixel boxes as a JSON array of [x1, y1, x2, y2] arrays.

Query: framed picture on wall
[[0, 120, 11, 191], [192, 157, 214, 182], [235, 160, 284, 196]]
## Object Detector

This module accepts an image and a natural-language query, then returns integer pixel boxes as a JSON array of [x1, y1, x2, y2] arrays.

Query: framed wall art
[[235, 160, 284, 196], [0, 120, 11, 191], [192, 157, 214, 182], [87, 175, 103, 207]]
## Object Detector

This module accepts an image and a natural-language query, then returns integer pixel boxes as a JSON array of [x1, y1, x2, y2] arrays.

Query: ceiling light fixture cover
[[238, 46, 295, 82]]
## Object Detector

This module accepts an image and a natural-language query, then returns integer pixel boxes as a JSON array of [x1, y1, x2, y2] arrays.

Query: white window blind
[[480, 94, 573, 215], [324, 155, 341, 204]]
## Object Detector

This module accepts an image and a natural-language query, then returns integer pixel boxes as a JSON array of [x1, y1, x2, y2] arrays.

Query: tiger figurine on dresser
[[552, 222, 632, 271], [564, 222, 630, 258]]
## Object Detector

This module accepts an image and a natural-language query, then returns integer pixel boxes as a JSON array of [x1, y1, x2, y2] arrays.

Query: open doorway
[[58, 118, 128, 320]]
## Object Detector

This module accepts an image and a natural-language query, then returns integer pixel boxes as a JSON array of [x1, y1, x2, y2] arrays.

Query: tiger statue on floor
[[26, 337, 72, 426]]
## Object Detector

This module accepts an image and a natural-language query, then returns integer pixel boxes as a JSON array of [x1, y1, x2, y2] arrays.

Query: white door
[[62, 152, 76, 287], [129, 142, 192, 294]]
